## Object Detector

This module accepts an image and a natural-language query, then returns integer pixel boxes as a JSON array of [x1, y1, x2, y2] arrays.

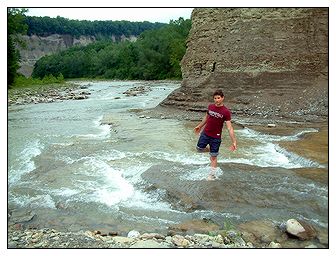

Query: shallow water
[[8, 81, 328, 233]]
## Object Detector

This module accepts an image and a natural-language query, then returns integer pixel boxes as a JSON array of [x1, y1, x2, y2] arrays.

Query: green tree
[[7, 36, 20, 86], [8, 8, 28, 87]]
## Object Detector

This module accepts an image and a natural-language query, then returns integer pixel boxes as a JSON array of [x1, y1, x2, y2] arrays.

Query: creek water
[[8, 81, 328, 234]]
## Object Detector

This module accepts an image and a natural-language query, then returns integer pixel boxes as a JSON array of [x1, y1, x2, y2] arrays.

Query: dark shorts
[[196, 132, 222, 157]]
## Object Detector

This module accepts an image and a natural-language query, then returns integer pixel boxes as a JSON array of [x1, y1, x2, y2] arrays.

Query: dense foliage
[[25, 15, 165, 38], [32, 18, 191, 80], [8, 8, 28, 87]]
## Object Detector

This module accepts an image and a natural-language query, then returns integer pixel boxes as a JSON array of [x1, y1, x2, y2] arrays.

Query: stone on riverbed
[[9, 210, 36, 224], [269, 241, 282, 248], [139, 233, 166, 240], [172, 234, 190, 247], [286, 219, 317, 240], [130, 240, 170, 248], [127, 230, 140, 238]]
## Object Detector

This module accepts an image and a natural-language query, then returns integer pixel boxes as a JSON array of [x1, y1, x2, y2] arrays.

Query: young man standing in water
[[194, 89, 237, 180]]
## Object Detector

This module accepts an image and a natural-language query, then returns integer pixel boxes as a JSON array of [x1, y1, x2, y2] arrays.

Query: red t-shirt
[[203, 104, 231, 139]]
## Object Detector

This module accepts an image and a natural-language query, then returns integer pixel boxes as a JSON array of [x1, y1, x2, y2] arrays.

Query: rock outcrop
[[161, 8, 328, 122]]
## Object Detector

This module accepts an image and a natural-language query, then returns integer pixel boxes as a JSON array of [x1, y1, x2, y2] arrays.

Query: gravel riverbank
[[8, 217, 328, 249], [8, 82, 91, 106], [8, 224, 254, 249]]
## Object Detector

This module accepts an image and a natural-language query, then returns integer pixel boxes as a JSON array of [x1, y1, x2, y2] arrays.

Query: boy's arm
[[194, 113, 208, 134], [225, 120, 237, 151]]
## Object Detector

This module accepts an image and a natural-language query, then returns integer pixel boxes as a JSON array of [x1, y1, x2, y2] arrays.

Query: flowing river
[[8, 81, 328, 234]]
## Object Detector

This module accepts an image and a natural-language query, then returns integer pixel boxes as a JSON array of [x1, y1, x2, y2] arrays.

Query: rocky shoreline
[[8, 83, 91, 106], [7, 224, 253, 249], [8, 217, 327, 249]]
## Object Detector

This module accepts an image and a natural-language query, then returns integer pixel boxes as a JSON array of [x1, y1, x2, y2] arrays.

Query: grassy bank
[[10, 74, 65, 89]]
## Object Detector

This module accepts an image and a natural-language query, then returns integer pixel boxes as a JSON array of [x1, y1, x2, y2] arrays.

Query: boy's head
[[213, 89, 224, 106], [213, 89, 224, 98]]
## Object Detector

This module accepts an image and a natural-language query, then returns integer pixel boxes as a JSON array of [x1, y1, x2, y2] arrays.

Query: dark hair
[[213, 89, 224, 97]]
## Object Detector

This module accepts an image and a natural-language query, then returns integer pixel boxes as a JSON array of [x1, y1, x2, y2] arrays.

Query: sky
[[26, 8, 194, 23]]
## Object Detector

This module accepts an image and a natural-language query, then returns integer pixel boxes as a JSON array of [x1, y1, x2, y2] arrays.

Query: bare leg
[[210, 156, 217, 170], [196, 146, 210, 153], [208, 156, 217, 180]]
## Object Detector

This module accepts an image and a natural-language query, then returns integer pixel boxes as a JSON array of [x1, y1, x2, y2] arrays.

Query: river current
[[8, 81, 327, 233]]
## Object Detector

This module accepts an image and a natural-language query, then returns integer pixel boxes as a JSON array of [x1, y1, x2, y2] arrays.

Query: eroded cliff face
[[17, 34, 137, 77], [161, 8, 328, 122]]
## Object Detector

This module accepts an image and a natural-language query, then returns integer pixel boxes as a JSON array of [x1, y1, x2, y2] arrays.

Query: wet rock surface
[[122, 85, 152, 97], [141, 162, 326, 215]]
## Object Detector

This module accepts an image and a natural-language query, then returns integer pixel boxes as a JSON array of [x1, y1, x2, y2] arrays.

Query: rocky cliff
[[161, 8, 328, 122], [17, 34, 137, 77]]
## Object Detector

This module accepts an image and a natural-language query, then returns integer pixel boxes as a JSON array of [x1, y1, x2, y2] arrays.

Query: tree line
[[25, 15, 165, 38], [32, 17, 191, 80]]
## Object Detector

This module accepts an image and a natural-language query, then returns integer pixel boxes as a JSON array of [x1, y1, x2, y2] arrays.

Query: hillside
[[16, 16, 164, 77]]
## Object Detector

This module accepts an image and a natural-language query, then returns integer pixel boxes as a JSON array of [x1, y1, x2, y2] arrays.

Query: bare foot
[[207, 174, 216, 181]]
